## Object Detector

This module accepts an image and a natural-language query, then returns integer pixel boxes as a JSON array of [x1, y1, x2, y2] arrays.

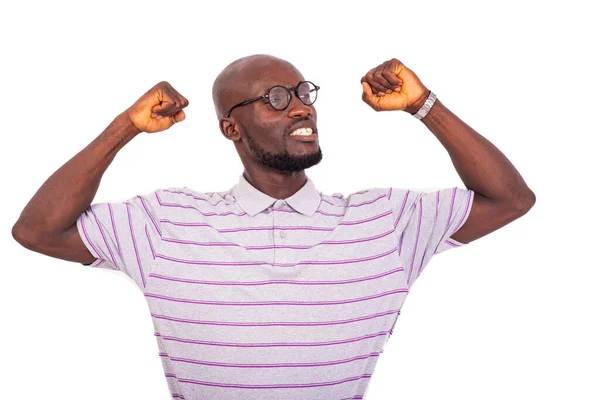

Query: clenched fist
[[360, 58, 429, 113], [126, 81, 189, 133]]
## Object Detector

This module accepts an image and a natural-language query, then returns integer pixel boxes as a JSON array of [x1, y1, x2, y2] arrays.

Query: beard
[[246, 133, 323, 172]]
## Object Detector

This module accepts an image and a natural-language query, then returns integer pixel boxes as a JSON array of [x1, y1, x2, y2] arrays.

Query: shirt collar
[[232, 173, 321, 217]]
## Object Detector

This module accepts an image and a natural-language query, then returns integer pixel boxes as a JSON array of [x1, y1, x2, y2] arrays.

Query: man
[[12, 54, 535, 399]]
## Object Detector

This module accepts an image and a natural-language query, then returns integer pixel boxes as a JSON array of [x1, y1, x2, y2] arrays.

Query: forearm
[[419, 98, 535, 207], [13, 112, 141, 240]]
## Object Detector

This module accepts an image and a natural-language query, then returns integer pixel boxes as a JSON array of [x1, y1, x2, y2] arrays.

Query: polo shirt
[[76, 173, 474, 400]]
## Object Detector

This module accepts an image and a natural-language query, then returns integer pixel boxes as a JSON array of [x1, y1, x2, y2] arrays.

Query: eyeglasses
[[224, 81, 320, 118]]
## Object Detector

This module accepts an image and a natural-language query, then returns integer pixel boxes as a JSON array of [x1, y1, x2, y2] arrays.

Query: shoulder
[[150, 186, 233, 202], [320, 187, 391, 208]]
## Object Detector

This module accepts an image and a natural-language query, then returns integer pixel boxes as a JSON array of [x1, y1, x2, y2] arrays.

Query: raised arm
[[11, 81, 189, 265], [360, 58, 535, 245]]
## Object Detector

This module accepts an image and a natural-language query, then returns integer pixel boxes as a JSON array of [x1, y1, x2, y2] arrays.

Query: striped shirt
[[77, 173, 474, 400]]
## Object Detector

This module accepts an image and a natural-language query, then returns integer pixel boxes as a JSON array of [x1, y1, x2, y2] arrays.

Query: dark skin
[[213, 55, 322, 200], [359, 58, 535, 244], [12, 54, 534, 265], [214, 55, 535, 245]]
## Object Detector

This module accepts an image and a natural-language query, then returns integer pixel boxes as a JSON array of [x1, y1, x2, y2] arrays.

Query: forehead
[[242, 61, 305, 95]]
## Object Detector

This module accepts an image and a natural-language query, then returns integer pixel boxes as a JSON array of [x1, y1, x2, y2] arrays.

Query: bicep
[[450, 192, 524, 244]]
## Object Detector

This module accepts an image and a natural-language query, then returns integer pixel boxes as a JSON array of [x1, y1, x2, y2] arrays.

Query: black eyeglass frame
[[224, 80, 320, 118]]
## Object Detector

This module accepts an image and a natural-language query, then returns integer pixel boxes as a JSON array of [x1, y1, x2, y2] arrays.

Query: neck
[[242, 168, 308, 200]]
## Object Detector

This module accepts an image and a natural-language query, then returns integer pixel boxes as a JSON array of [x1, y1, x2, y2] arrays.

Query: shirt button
[[279, 230, 287, 238]]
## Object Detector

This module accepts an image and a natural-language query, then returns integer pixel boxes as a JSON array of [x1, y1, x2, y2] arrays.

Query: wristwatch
[[412, 91, 437, 120]]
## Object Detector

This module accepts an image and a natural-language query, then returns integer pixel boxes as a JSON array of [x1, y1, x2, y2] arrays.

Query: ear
[[219, 117, 241, 141]]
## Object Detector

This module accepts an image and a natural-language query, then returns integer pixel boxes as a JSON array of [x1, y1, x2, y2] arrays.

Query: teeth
[[290, 128, 313, 136]]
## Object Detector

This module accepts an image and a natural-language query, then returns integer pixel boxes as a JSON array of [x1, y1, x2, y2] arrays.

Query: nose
[[287, 95, 312, 119]]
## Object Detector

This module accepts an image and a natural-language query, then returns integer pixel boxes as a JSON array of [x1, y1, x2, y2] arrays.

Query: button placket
[[274, 200, 288, 240]]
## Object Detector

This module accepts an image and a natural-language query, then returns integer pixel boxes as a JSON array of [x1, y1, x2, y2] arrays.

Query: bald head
[[212, 54, 302, 119]]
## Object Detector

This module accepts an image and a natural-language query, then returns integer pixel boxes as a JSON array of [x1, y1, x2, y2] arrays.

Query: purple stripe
[[160, 221, 332, 232], [126, 203, 146, 288], [177, 374, 372, 389], [93, 259, 106, 268], [171, 394, 185, 399], [89, 205, 119, 269], [155, 247, 397, 267], [275, 247, 397, 267], [162, 188, 380, 213], [151, 308, 400, 327], [348, 194, 386, 207], [445, 239, 460, 247], [446, 187, 458, 231], [162, 237, 240, 248], [159, 210, 391, 231], [322, 193, 385, 208], [79, 212, 102, 259], [145, 225, 156, 259], [340, 210, 391, 225], [160, 352, 380, 369], [276, 207, 355, 217], [149, 266, 404, 287], [256, 229, 395, 249], [156, 190, 247, 216], [315, 209, 345, 217], [163, 189, 229, 206], [156, 330, 390, 348], [136, 194, 162, 236], [387, 187, 392, 201], [156, 254, 270, 266], [165, 373, 178, 379], [161, 229, 395, 251], [144, 288, 407, 307], [407, 198, 423, 285], [107, 203, 123, 259], [393, 190, 410, 230]]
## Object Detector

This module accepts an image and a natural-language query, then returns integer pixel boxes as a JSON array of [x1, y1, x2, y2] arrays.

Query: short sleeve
[[76, 190, 162, 290], [384, 186, 474, 289]]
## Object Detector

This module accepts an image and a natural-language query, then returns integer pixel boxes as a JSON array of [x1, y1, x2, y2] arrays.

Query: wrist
[[404, 89, 431, 115], [117, 111, 143, 137]]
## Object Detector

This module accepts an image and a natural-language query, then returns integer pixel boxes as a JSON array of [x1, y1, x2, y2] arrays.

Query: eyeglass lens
[[268, 82, 317, 110]]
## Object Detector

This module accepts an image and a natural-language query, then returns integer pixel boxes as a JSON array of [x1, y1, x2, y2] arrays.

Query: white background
[[1, 1, 598, 399]]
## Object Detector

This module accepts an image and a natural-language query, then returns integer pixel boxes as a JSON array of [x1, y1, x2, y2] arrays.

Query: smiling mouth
[[290, 127, 315, 136], [289, 128, 317, 142]]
